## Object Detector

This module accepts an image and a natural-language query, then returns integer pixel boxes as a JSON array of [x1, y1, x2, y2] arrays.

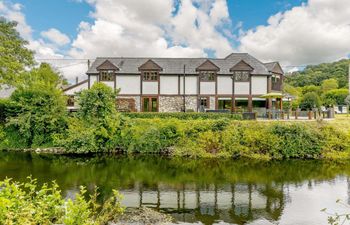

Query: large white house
[[63, 53, 284, 113]]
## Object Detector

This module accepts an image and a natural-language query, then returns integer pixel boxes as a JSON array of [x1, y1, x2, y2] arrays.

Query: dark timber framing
[[72, 53, 284, 113]]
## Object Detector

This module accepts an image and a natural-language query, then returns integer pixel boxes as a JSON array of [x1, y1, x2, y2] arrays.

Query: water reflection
[[0, 152, 349, 225]]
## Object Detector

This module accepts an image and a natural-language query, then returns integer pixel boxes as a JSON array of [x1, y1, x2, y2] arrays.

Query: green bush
[[0, 177, 124, 225], [270, 123, 323, 158], [123, 112, 242, 120]]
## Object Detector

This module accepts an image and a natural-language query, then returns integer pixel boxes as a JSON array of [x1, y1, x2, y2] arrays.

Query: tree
[[57, 83, 123, 153], [4, 64, 67, 147], [299, 92, 321, 110], [17, 63, 67, 89], [7, 85, 67, 147], [322, 89, 348, 107], [321, 79, 338, 93], [0, 18, 34, 86]]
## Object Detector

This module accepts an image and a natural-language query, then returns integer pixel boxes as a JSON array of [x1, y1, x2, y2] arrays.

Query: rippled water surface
[[0, 152, 350, 225]]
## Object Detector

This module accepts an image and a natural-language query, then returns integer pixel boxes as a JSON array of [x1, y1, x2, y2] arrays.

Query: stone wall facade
[[117, 96, 140, 112], [159, 96, 198, 112], [209, 97, 216, 110]]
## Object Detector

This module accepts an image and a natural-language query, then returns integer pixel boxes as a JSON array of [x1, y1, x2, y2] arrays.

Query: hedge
[[122, 112, 242, 120]]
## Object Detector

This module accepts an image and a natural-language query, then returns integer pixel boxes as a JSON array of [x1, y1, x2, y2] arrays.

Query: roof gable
[[196, 60, 220, 71], [230, 60, 254, 72], [96, 60, 119, 71], [269, 62, 284, 75], [138, 59, 163, 71]]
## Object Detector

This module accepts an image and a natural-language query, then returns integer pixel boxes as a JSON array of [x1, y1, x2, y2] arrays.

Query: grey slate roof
[[87, 53, 273, 75]]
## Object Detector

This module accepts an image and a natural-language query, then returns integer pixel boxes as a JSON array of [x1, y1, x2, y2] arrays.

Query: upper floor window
[[142, 71, 159, 81], [272, 74, 281, 83], [199, 71, 216, 82], [233, 71, 250, 82], [99, 70, 115, 81]]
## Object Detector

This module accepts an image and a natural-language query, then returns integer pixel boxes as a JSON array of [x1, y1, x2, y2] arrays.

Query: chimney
[[88, 59, 91, 69], [76, 77, 79, 84]]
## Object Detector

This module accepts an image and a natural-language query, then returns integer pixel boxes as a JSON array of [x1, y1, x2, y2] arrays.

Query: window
[[142, 97, 158, 112], [272, 74, 280, 83], [200, 71, 216, 81], [234, 71, 250, 82], [200, 97, 209, 108], [142, 71, 159, 81], [218, 99, 232, 110], [67, 96, 74, 107], [99, 70, 115, 81]]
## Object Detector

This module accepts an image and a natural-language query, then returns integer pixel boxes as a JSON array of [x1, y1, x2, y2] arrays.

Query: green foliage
[[321, 88, 348, 107], [299, 92, 321, 110], [321, 78, 339, 93], [0, 18, 34, 85], [0, 177, 124, 225], [3, 85, 67, 148], [123, 112, 242, 120], [285, 59, 350, 88], [16, 63, 67, 89], [78, 82, 118, 122], [57, 83, 122, 153]]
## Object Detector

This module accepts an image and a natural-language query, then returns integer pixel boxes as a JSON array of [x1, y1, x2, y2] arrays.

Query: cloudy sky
[[1, 0, 350, 82]]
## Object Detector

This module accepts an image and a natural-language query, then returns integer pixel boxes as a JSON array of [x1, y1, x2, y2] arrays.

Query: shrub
[[123, 112, 242, 120], [5, 86, 67, 148], [0, 177, 124, 225], [57, 83, 123, 153], [270, 123, 323, 158]]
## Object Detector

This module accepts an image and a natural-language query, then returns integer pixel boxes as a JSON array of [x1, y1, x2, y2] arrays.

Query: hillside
[[285, 59, 350, 88]]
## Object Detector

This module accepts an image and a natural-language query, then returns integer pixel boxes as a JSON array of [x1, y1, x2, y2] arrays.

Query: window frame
[[199, 97, 210, 109], [99, 70, 115, 82], [142, 71, 159, 81], [199, 71, 216, 82], [67, 95, 75, 107], [233, 71, 250, 82]]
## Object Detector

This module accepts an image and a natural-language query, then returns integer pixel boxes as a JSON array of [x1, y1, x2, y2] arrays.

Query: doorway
[[142, 97, 158, 112]]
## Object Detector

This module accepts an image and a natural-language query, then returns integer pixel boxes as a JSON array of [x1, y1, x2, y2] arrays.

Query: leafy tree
[[321, 78, 338, 93], [299, 92, 321, 110], [301, 85, 321, 95], [56, 83, 122, 153], [17, 63, 67, 89], [285, 59, 350, 88], [322, 89, 348, 107], [0, 18, 34, 86], [4, 65, 67, 147]]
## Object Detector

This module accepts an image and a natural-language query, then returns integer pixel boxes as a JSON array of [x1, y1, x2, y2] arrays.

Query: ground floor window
[[218, 98, 232, 110], [142, 97, 158, 112], [235, 99, 248, 112], [199, 97, 210, 109], [252, 100, 266, 108], [67, 96, 74, 107]]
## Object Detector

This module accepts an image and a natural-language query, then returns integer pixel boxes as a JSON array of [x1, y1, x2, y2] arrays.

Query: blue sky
[[1, 0, 349, 80]]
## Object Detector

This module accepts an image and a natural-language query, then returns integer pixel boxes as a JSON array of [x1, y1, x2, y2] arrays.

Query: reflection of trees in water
[[129, 182, 286, 225]]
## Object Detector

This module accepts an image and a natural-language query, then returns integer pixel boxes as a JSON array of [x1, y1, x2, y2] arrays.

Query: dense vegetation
[[0, 177, 124, 225], [284, 59, 350, 110]]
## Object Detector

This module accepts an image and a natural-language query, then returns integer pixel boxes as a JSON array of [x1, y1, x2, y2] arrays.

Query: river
[[0, 151, 349, 225]]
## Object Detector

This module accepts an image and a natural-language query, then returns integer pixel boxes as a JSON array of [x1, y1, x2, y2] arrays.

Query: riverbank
[[1, 115, 350, 160]]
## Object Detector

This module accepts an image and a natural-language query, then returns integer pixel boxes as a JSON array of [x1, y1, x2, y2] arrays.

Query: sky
[[1, 0, 350, 82]]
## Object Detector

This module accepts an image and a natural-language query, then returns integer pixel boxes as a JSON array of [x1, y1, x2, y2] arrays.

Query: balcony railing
[[272, 82, 282, 91]]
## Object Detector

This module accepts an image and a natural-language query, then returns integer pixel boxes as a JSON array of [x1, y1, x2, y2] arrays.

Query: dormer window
[[234, 71, 250, 82], [142, 71, 159, 81], [200, 71, 216, 82], [99, 70, 115, 81]]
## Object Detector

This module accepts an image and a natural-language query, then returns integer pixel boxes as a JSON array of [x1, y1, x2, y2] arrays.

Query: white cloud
[[41, 28, 70, 46], [69, 0, 233, 59], [238, 0, 350, 65]]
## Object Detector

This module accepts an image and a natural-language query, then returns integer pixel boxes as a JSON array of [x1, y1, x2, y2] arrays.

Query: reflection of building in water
[[120, 183, 285, 225]]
